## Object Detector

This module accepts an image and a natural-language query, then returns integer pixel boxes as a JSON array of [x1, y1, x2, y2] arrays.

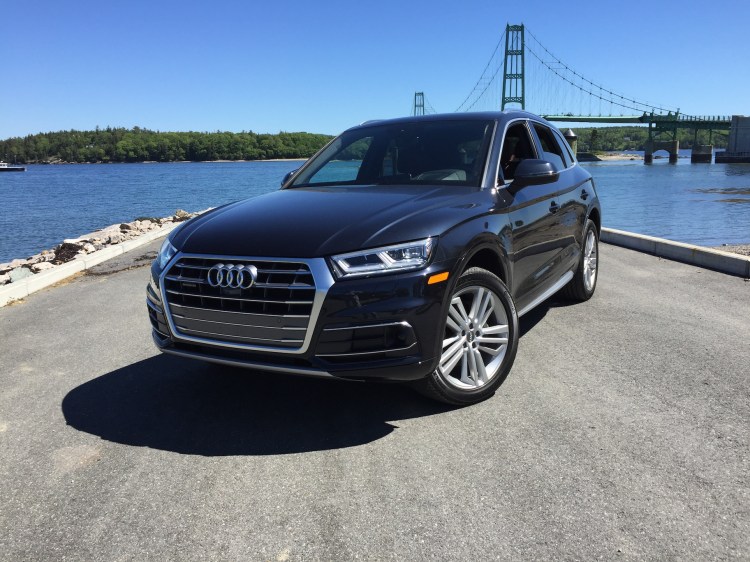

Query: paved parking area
[[1, 242, 748, 560]]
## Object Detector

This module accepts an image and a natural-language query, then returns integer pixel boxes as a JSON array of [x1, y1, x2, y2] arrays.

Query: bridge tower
[[413, 92, 425, 116], [501, 24, 525, 110]]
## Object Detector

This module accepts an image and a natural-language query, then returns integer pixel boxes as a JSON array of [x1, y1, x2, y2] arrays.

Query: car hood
[[172, 185, 490, 258]]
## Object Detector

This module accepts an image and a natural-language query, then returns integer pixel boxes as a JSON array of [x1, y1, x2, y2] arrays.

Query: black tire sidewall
[[581, 220, 599, 298]]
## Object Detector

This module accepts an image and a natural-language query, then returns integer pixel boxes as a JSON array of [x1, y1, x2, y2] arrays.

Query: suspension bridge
[[412, 24, 737, 164]]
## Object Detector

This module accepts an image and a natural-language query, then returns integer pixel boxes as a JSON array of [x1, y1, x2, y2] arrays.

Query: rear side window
[[533, 124, 568, 170]]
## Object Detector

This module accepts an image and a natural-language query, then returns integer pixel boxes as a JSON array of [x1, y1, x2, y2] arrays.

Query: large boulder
[[9, 266, 33, 283]]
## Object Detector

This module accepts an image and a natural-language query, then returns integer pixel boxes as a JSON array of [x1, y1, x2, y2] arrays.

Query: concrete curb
[[601, 227, 750, 278], [0, 224, 178, 307]]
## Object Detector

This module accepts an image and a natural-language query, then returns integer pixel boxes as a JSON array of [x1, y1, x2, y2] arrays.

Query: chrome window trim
[[159, 252, 335, 355]]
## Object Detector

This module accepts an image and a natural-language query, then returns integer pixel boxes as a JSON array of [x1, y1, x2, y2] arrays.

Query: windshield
[[289, 119, 494, 188]]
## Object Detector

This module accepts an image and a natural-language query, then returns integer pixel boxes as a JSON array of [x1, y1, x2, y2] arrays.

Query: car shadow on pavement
[[519, 301, 549, 338], [518, 295, 577, 338], [61, 354, 455, 457]]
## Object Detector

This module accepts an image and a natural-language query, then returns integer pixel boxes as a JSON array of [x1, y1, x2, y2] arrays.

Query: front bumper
[[147, 257, 454, 382]]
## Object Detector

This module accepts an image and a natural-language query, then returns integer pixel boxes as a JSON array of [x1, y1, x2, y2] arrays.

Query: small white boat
[[0, 162, 25, 172]]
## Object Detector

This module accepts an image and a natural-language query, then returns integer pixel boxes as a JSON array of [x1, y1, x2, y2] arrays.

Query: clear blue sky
[[3, 0, 748, 139]]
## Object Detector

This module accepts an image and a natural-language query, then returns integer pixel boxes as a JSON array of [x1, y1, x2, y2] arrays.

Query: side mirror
[[281, 168, 299, 187], [511, 159, 559, 189]]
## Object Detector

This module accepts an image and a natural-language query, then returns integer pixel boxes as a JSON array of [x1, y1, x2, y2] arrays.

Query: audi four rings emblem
[[207, 263, 258, 289]]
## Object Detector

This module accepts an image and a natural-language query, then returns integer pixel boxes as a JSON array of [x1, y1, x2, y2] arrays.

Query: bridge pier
[[644, 139, 679, 164], [691, 145, 713, 163]]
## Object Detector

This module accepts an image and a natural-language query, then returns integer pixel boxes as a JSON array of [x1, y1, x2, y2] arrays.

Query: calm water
[[1, 156, 749, 262], [0, 161, 302, 263], [585, 154, 750, 246]]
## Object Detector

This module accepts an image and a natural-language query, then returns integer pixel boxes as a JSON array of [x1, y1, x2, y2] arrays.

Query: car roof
[[351, 110, 550, 132]]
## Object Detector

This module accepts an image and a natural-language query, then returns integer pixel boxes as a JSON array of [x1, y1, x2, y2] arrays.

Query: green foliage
[[0, 127, 334, 164], [568, 126, 728, 152], [337, 138, 371, 161]]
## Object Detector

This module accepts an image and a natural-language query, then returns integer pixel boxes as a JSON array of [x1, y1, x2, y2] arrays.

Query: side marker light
[[427, 272, 449, 285]]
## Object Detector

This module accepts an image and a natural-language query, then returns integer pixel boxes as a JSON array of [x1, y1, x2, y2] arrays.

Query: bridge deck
[[545, 114, 731, 128]]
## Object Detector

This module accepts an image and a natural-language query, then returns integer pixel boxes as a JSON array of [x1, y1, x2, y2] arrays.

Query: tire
[[415, 267, 519, 406], [561, 219, 599, 302]]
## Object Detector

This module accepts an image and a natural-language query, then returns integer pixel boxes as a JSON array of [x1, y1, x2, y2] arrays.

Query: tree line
[[0, 127, 334, 164], [571, 126, 728, 153], [1, 125, 730, 164]]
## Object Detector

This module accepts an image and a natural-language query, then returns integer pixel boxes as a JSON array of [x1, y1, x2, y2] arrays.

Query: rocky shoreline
[[0, 209, 208, 287]]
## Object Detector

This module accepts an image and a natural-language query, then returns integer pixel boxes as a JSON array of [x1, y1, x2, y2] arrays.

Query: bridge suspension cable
[[523, 26, 679, 116], [454, 30, 507, 112], [427, 23, 702, 121]]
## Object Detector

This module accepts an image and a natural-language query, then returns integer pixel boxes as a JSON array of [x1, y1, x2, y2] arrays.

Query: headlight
[[157, 238, 178, 270], [331, 238, 434, 278]]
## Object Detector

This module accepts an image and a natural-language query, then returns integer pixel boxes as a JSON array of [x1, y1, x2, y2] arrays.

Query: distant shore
[[30, 158, 308, 165], [596, 152, 642, 161]]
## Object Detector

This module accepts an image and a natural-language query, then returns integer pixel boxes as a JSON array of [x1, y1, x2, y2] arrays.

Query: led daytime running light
[[332, 238, 434, 278]]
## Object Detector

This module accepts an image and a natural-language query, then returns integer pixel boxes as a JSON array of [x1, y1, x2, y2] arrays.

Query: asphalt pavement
[[0, 241, 748, 561]]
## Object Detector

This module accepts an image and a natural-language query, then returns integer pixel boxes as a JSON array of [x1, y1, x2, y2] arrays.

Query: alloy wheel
[[439, 286, 509, 390]]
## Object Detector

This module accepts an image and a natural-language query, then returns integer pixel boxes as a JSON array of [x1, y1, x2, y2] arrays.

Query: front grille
[[162, 256, 317, 349]]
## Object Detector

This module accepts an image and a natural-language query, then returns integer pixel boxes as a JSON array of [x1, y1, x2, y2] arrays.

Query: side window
[[499, 122, 536, 182], [308, 137, 373, 184], [533, 124, 567, 170]]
